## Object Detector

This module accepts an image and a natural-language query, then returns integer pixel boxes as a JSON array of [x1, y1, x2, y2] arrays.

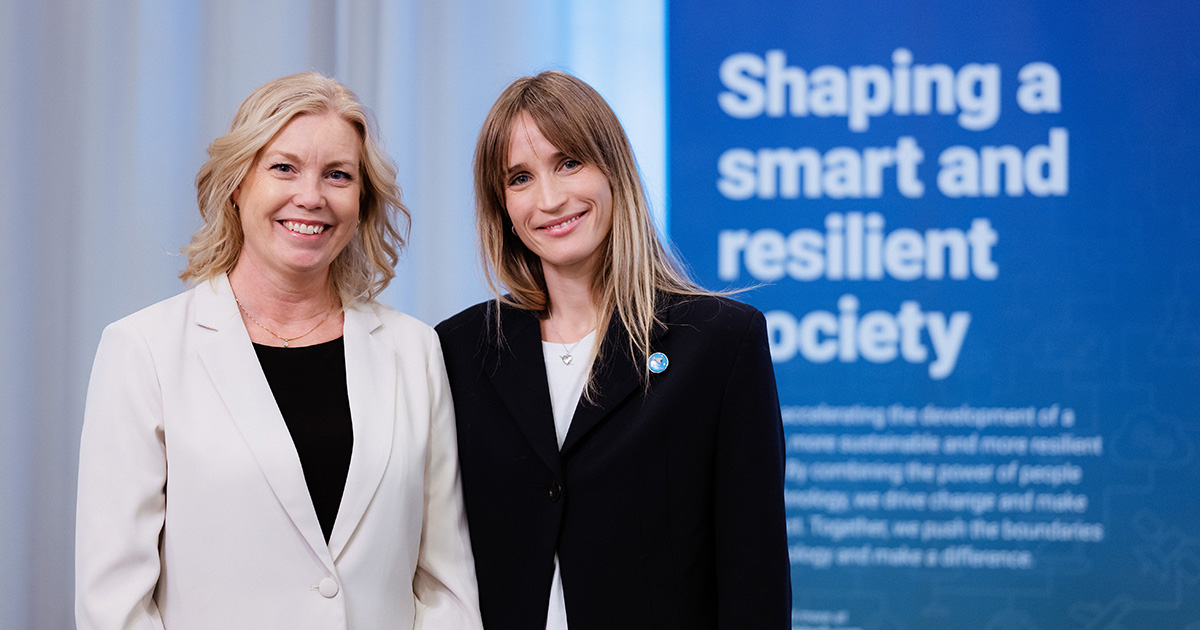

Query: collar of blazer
[[192, 273, 395, 571], [484, 296, 676, 470]]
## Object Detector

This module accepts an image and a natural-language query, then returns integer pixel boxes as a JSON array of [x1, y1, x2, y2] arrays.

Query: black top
[[254, 337, 353, 543]]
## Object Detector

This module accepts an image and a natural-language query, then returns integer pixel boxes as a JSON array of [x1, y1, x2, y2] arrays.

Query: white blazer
[[76, 274, 482, 630]]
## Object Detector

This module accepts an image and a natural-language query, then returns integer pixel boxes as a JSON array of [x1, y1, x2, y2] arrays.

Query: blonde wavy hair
[[474, 70, 708, 391], [181, 71, 407, 303]]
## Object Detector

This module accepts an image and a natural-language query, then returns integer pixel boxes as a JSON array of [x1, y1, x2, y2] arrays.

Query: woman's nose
[[292, 173, 324, 209], [534, 178, 566, 211]]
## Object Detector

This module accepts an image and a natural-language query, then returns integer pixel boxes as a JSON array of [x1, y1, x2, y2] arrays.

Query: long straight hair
[[474, 70, 710, 395]]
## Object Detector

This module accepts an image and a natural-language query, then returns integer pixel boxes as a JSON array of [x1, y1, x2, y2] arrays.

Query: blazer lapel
[[327, 304, 394, 560], [485, 306, 562, 477], [194, 275, 335, 573], [560, 308, 671, 455]]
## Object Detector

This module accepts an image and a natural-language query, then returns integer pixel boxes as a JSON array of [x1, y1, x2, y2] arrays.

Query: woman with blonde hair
[[76, 72, 482, 629], [437, 70, 790, 629]]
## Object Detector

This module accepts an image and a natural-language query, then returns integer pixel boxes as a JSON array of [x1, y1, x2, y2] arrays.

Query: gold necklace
[[233, 293, 339, 348]]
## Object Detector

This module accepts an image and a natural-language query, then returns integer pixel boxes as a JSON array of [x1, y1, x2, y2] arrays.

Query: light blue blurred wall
[[0, 2, 663, 628]]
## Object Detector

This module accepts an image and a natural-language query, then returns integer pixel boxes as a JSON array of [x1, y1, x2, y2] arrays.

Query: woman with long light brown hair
[[437, 70, 790, 630]]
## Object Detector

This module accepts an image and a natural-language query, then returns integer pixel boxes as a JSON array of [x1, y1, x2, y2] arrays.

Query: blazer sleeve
[[75, 322, 167, 630], [411, 339, 484, 630], [713, 309, 792, 629]]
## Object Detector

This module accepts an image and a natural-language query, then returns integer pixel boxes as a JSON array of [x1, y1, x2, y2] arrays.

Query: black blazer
[[436, 294, 790, 630]]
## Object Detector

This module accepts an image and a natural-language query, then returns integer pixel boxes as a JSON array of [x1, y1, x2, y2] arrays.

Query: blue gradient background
[[669, 2, 1200, 628]]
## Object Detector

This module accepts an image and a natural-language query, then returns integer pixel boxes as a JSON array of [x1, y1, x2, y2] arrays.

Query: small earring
[[511, 225, 517, 235]]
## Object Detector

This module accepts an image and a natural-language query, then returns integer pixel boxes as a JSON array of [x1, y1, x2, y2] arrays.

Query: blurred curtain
[[0, 1, 663, 627]]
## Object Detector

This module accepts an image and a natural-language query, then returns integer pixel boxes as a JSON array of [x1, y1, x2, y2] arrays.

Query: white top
[[541, 330, 596, 630]]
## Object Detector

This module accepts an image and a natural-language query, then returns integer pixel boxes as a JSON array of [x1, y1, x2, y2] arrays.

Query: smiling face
[[232, 112, 362, 286], [504, 112, 613, 283]]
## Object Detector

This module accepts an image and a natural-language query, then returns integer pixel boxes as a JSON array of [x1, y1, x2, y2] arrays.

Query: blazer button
[[318, 578, 339, 598], [548, 481, 563, 502]]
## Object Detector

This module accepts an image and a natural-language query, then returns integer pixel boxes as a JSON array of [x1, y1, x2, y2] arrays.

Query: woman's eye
[[269, 163, 294, 174], [509, 173, 531, 186], [329, 170, 353, 181], [561, 159, 582, 171]]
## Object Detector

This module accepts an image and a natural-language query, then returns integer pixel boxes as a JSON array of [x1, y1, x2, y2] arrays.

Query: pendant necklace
[[548, 312, 585, 365], [234, 293, 338, 348]]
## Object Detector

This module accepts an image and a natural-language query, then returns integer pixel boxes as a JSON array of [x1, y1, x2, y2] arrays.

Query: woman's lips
[[537, 211, 587, 234], [281, 220, 328, 235]]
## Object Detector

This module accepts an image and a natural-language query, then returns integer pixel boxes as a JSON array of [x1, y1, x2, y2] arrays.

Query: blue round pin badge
[[648, 352, 669, 374]]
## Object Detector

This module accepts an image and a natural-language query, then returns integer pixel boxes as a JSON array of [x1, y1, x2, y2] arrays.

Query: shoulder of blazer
[[435, 300, 493, 344], [352, 299, 436, 351], [660, 293, 764, 337], [436, 299, 540, 358], [98, 281, 213, 348]]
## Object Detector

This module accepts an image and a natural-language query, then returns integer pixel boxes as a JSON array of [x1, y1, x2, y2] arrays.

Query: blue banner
[[668, 1, 1200, 627]]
